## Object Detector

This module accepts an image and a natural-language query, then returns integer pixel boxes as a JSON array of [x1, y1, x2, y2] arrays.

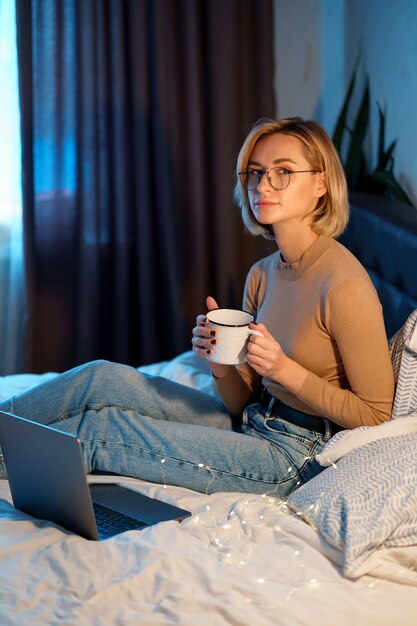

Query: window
[[0, 0, 25, 373]]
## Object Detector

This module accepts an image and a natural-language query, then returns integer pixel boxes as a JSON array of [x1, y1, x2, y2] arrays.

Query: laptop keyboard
[[93, 502, 148, 538]]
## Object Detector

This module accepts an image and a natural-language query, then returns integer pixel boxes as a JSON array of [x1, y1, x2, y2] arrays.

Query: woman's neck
[[274, 228, 319, 264]]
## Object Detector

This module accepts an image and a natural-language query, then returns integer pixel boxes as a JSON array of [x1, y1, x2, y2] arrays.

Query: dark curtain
[[16, 0, 276, 373]]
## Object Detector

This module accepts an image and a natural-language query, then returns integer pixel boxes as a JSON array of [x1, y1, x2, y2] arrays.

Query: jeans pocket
[[246, 405, 319, 453]]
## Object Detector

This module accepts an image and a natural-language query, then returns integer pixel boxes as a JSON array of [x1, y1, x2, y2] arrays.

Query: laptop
[[0, 410, 191, 540]]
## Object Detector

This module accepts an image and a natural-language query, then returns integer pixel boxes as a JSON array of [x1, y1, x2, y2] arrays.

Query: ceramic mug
[[205, 308, 263, 365]]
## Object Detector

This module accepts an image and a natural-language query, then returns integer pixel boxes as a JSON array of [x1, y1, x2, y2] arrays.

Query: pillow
[[287, 431, 417, 578], [138, 350, 216, 396], [389, 309, 417, 418], [315, 414, 417, 466]]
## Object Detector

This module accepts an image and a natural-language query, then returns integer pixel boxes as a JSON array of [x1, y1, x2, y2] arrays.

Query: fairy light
[[151, 449, 380, 613]]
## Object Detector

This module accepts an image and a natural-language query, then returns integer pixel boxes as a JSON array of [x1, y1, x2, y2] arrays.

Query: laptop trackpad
[[90, 483, 191, 524]]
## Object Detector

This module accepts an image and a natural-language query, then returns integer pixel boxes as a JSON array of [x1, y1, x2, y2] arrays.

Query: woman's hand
[[246, 323, 286, 377], [191, 296, 230, 378], [246, 323, 308, 394]]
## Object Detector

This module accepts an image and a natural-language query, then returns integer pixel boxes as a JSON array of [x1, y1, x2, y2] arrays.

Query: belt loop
[[323, 419, 333, 441], [265, 396, 275, 418]]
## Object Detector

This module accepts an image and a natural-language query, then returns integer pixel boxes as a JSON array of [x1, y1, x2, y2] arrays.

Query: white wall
[[274, 0, 417, 206]]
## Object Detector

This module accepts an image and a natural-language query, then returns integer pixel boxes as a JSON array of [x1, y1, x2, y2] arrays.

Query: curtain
[[0, 0, 26, 374], [16, 0, 276, 373]]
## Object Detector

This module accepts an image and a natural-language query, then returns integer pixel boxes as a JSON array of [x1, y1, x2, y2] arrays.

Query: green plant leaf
[[332, 52, 361, 153], [375, 103, 397, 172], [333, 70, 356, 153], [345, 77, 370, 189], [378, 139, 396, 172], [376, 102, 386, 169]]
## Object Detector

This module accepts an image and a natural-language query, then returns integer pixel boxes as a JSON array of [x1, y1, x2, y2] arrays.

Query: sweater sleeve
[[297, 276, 395, 428], [213, 363, 261, 417]]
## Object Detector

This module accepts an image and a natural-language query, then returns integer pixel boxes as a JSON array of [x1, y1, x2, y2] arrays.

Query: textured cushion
[[389, 308, 417, 417], [315, 415, 417, 466], [287, 431, 417, 577]]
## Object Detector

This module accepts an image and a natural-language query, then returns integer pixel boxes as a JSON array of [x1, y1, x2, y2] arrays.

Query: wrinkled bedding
[[1, 352, 417, 625]]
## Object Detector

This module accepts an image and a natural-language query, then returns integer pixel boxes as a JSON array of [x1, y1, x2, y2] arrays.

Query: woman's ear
[[315, 171, 327, 198]]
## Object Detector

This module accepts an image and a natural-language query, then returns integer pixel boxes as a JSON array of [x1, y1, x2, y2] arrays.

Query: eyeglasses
[[238, 167, 321, 191]]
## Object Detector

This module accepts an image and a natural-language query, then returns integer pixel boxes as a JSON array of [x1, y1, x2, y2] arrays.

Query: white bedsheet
[[1, 475, 417, 626], [1, 353, 417, 625]]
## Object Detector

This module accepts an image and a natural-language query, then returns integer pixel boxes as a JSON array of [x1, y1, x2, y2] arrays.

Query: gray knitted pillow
[[388, 309, 417, 418]]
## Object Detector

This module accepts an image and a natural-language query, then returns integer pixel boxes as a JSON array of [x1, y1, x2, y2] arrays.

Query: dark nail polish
[[210, 339, 216, 345], [206, 349, 212, 354], [210, 330, 216, 336]]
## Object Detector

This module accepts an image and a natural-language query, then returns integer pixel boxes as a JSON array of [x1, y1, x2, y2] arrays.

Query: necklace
[[279, 234, 320, 266]]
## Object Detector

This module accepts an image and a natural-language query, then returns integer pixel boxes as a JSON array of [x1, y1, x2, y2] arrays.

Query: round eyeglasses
[[238, 167, 321, 191]]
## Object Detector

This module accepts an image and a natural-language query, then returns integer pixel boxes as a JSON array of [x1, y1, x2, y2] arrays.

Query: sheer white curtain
[[0, 0, 26, 374]]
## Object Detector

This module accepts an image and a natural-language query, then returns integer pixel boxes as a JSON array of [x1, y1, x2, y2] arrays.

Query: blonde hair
[[234, 117, 349, 239]]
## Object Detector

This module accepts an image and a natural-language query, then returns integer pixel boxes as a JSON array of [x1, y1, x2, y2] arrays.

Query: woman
[[0, 118, 395, 497]]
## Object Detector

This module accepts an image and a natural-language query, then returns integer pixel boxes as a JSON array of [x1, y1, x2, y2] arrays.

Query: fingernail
[[210, 339, 216, 345], [206, 349, 212, 354], [210, 330, 216, 336]]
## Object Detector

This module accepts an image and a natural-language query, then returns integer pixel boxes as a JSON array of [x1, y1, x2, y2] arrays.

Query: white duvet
[[1, 352, 417, 625]]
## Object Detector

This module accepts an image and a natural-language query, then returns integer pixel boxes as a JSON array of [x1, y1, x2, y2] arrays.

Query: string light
[[151, 449, 380, 612]]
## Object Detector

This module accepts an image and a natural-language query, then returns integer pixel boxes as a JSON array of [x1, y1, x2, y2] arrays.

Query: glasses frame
[[238, 167, 322, 191]]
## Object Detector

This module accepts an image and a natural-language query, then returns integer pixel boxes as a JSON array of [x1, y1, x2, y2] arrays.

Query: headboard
[[339, 192, 417, 339]]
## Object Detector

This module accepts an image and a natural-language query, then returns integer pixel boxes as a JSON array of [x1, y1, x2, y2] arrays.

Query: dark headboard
[[339, 192, 417, 339]]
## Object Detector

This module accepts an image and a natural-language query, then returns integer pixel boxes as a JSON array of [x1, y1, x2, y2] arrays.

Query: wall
[[273, 0, 345, 134], [274, 0, 417, 206]]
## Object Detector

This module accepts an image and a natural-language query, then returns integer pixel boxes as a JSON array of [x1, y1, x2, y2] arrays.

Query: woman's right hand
[[191, 296, 230, 378]]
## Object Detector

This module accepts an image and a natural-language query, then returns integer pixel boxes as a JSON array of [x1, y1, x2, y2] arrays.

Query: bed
[[1, 194, 417, 625]]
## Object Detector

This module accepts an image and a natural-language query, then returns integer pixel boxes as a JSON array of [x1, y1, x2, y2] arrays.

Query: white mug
[[205, 308, 263, 365]]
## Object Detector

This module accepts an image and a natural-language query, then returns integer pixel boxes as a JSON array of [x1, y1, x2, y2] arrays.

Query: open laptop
[[0, 410, 191, 540]]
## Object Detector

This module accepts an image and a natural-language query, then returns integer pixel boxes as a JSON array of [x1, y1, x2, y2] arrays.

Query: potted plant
[[333, 64, 414, 207]]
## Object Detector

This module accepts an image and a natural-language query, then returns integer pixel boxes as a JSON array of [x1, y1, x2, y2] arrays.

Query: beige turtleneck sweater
[[214, 236, 395, 429]]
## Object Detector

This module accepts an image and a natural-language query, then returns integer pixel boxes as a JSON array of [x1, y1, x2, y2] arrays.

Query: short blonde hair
[[234, 117, 349, 239]]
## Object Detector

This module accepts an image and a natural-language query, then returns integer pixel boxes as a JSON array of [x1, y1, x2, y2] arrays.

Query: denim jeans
[[0, 360, 329, 497]]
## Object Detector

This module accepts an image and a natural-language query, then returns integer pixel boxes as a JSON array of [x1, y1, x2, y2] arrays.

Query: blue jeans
[[0, 360, 329, 497]]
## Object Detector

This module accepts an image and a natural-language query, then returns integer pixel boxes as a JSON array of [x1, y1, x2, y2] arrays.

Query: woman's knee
[[73, 359, 147, 402], [77, 359, 128, 379]]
